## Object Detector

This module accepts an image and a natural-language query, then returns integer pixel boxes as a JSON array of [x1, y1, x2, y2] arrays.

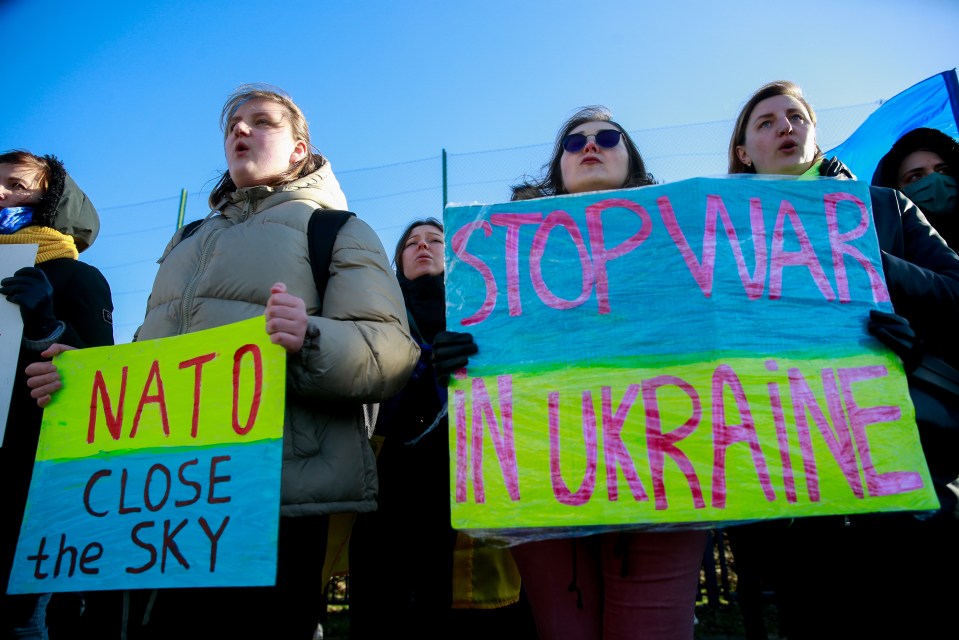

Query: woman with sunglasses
[[507, 106, 709, 640], [727, 80, 959, 640]]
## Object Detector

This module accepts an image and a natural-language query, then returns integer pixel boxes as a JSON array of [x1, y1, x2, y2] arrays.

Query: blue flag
[[825, 69, 959, 181]]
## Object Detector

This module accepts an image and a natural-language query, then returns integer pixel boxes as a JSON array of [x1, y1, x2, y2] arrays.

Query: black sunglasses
[[562, 129, 624, 153]]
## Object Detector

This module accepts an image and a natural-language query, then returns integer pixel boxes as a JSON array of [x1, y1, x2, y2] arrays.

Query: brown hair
[[728, 81, 823, 174], [208, 84, 326, 208], [0, 150, 52, 193], [394, 217, 444, 280]]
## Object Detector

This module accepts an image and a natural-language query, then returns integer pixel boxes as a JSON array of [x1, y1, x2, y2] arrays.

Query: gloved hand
[[0, 267, 59, 340], [433, 331, 478, 384], [867, 309, 922, 371]]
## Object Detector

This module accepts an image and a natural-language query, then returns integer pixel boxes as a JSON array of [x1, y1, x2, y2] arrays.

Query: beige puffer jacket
[[137, 162, 419, 516]]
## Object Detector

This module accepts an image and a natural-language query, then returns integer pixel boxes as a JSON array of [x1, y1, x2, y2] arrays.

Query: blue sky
[[3, 0, 958, 342]]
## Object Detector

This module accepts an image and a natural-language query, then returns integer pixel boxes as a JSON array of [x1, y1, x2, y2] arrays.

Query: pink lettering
[[491, 213, 544, 317], [824, 192, 890, 304], [643, 375, 705, 511], [770, 199, 835, 301], [600, 385, 648, 502], [530, 210, 595, 310], [711, 364, 775, 508], [451, 221, 497, 326], [586, 198, 652, 314], [658, 194, 767, 299], [839, 366, 923, 496], [548, 390, 597, 506]]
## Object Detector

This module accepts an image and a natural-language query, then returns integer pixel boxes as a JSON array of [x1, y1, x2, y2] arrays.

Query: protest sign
[[8, 316, 285, 594], [1, 244, 38, 446], [444, 177, 938, 542]]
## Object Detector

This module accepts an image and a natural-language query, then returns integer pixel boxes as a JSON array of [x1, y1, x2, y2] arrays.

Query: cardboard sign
[[444, 177, 937, 542], [1, 244, 38, 446], [8, 316, 285, 593]]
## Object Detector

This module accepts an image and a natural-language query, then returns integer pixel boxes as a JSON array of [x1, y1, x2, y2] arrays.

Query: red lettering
[[232, 344, 262, 435], [130, 360, 170, 439], [88, 367, 128, 443], [179, 352, 217, 438]]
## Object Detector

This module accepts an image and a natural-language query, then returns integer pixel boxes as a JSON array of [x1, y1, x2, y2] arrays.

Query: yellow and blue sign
[[8, 317, 285, 593], [444, 177, 938, 541]]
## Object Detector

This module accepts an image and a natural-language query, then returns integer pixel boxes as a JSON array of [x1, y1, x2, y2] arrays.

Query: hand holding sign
[[23, 343, 74, 407], [8, 317, 286, 594], [265, 282, 307, 353]]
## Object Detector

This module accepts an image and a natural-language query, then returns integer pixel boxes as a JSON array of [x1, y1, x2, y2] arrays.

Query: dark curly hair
[[510, 106, 655, 201]]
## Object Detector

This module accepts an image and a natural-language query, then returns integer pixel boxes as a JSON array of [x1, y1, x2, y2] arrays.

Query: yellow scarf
[[0, 226, 78, 262]]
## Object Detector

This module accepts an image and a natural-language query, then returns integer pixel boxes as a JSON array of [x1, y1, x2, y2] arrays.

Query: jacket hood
[[221, 160, 348, 214], [872, 127, 959, 188], [33, 156, 100, 252], [53, 174, 101, 252]]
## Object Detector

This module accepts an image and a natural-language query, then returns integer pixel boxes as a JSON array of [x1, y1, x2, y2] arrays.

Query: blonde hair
[[208, 84, 326, 208]]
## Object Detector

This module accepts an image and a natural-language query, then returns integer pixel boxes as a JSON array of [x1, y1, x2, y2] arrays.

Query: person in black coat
[[727, 81, 959, 640], [0, 151, 114, 639], [349, 218, 534, 639], [873, 126, 959, 250]]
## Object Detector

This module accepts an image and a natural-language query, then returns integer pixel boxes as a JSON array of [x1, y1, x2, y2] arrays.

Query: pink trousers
[[511, 530, 707, 640]]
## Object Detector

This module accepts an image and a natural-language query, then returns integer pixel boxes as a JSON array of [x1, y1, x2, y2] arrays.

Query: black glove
[[0, 267, 59, 340], [433, 331, 478, 384], [867, 309, 922, 371]]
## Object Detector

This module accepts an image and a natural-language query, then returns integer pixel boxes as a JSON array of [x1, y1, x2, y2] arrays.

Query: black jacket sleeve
[[40, 258, 115, 349], [871, 186, 959, 363]]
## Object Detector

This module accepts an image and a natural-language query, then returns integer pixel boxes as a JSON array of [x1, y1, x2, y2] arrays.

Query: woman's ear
[[290, 140, 308, 165], [736, 145, 752, 168]]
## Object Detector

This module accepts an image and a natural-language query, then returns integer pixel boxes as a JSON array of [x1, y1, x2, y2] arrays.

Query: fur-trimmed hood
[[35, 156, 101, 252]]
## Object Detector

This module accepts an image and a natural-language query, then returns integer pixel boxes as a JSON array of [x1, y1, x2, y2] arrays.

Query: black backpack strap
[[307, 209, 356, 315], [179, 219, 205, 242]]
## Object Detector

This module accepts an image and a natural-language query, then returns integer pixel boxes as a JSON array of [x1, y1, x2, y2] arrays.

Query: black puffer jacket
[[822, 157, 959, 364], [824, 157, 959, 516]]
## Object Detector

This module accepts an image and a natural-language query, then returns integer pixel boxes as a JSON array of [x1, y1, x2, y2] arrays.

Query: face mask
[[0, 207, 34, 234], [902, 172, 958, 217]]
